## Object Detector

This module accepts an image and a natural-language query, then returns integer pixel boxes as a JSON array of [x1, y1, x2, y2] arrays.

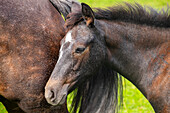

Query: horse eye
[[75, 47, 86, 53]]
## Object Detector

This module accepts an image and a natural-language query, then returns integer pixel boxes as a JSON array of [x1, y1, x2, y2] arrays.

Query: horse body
[[100, 20, 170, 112], [45, 2, 170, 113], [0, 0, 68, 112]]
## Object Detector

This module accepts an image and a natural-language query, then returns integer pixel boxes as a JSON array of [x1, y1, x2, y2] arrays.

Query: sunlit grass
[[0, 103, 7, 113], [121, 79, 154, 113], [80, 0, 169, 9]]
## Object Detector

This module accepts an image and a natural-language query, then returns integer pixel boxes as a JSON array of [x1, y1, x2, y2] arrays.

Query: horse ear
[[81, 3, 95, 27], [71, 1, 81, 13]]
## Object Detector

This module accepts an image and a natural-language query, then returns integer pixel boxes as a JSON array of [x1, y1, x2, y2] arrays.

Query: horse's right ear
[[81, 3, 95, 27]]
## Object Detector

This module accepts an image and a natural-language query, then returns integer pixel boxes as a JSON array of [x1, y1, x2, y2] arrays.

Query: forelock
[[64, 12, 84, 31]]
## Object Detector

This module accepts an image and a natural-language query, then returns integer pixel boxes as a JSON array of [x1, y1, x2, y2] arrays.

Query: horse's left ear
[[81, 3, 95, 27]]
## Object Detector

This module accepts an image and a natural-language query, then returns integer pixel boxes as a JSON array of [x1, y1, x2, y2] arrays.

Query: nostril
[[45, 88, 57, 104], [50, 90, 56, 102]]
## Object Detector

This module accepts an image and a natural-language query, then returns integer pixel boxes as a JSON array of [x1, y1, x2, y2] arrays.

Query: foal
[[45, 2, 170, 113]]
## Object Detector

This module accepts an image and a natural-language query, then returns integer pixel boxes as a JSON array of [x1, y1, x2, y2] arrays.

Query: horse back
[[0, 0, 66, 112]]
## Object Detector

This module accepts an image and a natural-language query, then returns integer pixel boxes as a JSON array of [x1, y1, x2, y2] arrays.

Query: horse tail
[[50, 0, 79, 19]]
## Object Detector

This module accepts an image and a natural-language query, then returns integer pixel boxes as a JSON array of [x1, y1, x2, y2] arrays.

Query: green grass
[[80, 0, 169, 9], [0, 0, 169, 112], [0, 103, 7, 113], [121, 80, 154, 113]]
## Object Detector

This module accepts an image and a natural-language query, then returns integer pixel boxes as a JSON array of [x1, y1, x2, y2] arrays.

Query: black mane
[[70, 64, 123, 113], [95, 3, 170, 27], [65, 3, 170, 29]]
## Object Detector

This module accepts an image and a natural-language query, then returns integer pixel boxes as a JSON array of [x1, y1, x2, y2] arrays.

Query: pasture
[[0, 0, 169, 112]]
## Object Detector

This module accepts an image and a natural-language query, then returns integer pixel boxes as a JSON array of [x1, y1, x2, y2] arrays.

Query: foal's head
[[45, 3, 108, 105]]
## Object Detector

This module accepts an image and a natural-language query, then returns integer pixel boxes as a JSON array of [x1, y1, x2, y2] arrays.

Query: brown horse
[[0, 0, 69, 112], [45, 2, 170, 113]]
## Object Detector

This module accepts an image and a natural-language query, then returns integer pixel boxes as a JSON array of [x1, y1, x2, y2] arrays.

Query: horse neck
[[98, 20, 170, 97]]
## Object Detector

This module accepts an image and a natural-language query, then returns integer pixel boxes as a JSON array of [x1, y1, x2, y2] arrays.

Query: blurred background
[[79, 0, 169, 9], [0, 0, 169, 113]]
